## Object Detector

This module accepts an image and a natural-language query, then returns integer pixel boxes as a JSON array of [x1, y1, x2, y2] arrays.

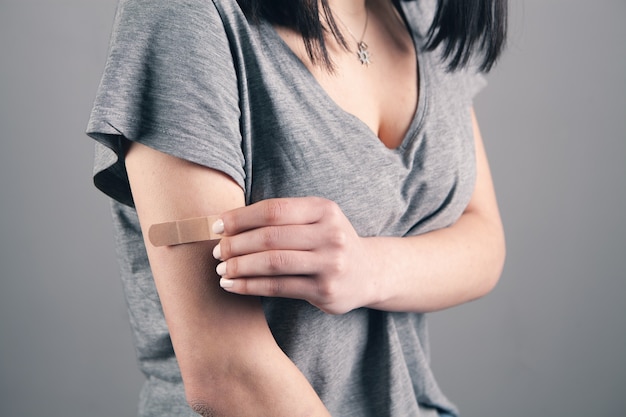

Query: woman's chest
[[243, 83, 475, 237], [239, 23, 477, 237]]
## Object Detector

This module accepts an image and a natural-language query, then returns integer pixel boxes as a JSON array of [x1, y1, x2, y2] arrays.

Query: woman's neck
[[326, 0, 369, 17]]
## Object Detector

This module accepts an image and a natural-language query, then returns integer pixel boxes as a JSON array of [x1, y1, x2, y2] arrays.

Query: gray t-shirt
[[87, 0, 486, 416]]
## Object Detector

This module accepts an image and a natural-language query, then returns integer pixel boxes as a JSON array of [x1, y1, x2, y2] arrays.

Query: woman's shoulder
[[113, 0, 240, 33], [106, 0, 247, 57], [400, 0, 437, 34]]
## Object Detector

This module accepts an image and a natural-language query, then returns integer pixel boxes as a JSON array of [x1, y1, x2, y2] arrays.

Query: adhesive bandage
[[148, 215, 222, 247]]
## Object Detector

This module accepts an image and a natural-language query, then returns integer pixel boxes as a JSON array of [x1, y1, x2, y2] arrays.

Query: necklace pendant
[[356, 41, 371, 66]]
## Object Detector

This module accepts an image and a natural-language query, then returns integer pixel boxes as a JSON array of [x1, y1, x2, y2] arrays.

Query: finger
[[219, 275, 351, 315], [219, 274, 319, 301], [216, 250, 322, 278], [215, 224, 328, 260], [219, 197, 334, 235]]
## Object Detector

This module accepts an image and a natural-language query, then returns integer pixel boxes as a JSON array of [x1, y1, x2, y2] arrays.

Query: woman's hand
[[213, 197, 378, 315]]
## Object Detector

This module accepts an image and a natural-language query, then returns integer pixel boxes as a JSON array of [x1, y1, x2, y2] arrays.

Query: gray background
[[0, 0, 624, 416]]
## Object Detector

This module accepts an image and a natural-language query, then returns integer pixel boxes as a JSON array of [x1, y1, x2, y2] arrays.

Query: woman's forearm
[[364, 209, 505, 313]]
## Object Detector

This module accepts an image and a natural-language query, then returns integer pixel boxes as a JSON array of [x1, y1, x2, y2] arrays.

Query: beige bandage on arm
[[148, 215, 222, 247]]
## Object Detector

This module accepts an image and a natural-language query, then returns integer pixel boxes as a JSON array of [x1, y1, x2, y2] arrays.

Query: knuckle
[[317, 279, 338, 302], [267, 251, 288, 272], [266, 279, 283, 296], [328, 228, 348, 248], [322, 198, 341, 217], [219, 238, 232, 259], [327, 252, 347, 276], [261, 227, 281, 248], [221, 212, 238, 235], [227, 257, 239, 276], [262, 199, 287, 223], [238, 278, 249, 294]]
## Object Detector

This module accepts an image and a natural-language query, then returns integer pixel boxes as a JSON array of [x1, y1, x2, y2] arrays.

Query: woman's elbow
[[185, 378, 233, 417], [186, 399, 218, 417], [481, 226, 506, 297]]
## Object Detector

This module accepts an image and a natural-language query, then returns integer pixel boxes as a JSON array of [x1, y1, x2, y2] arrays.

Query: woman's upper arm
[[464, 108, 506, 281], [124, 142, 330, 417], [124, 142, 274, 406], [126, 141, 250, 343], [465, 108, 504, 226]]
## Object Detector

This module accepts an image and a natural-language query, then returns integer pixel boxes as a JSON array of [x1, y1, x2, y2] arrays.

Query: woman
[[87, 0, 507, 416]]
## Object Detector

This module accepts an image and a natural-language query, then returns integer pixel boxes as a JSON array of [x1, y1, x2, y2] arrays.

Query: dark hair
[[237, 0, 507, 72], [426, 0, 507, 71]]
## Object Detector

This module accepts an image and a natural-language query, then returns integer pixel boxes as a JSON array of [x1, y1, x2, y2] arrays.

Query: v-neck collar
[[258, 1, 429, 154]]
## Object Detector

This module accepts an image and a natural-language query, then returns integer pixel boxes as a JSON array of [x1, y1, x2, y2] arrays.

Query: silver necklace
[[334, 9, 371, 66]]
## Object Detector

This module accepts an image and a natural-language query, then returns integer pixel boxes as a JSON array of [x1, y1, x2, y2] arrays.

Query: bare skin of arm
[[125, 142, 331, 417], [363, 110, 506, 311], [212, 110, 506, 314]]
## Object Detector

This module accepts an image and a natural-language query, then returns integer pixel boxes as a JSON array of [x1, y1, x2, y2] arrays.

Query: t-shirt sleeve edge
[[86, 114, 246, 208]]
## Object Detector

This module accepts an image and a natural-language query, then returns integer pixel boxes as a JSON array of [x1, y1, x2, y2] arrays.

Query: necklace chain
[[333, 8, 372, 66]]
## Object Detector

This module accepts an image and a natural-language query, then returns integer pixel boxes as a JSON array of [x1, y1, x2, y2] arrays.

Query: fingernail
[[212, 243, 222, 260], [212, 219, 224, 234], [216, 261, 227, 276], [220, 278, 234, 289]]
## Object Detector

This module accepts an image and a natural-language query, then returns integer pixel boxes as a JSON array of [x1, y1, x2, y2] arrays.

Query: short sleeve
[[464, 67, 488, 100], [86, 0, 244, 206]]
